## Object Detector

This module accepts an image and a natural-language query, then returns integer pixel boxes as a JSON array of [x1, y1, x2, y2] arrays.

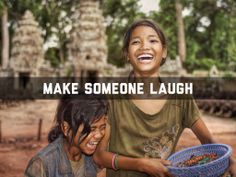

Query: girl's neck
[[134, 71, 160, 78], [132, 71, 162, 96], [63, 140, 82, 161]]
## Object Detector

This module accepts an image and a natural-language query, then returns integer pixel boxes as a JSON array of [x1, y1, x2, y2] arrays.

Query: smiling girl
[[93, 19, 236, 177], [25, 94, 107, 177]]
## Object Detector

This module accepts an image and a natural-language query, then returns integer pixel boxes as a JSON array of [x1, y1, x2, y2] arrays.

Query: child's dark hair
[[48, 93, 108, 144], [123, 19, 167, 65]]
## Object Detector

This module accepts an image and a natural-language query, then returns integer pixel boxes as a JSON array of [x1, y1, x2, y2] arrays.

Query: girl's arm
[[93, 123, 173, 177], [191, 118, 236, 176], [191, 118, 215, 144], [25, 158, 46, 177]]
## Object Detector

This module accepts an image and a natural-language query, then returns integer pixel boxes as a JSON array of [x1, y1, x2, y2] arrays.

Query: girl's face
[[127, 26, 167, 77], [74, 116, 106, 155]]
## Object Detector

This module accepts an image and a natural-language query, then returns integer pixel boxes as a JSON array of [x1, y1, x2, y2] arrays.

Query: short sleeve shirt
[[25, 158, 46, 177], [107, 95, 201, 177]]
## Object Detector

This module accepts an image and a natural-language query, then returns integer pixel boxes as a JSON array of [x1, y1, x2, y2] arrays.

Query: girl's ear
[[61, 121, 70, 137], [162, 47, 167, 58], [124, 51, 130, 62]]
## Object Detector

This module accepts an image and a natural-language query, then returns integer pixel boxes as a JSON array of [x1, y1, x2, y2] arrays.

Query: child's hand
[[138, 158, 174, 177], [229, 157, 236, 177], [222, 157, 236, 177]]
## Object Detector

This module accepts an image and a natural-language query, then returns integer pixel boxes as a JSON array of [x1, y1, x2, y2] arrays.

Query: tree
[[151, 0, 177, 60], [175, 0, 186, 62], [184, 0, 236, 71], [39, 0, 78, 64], [0, 0, 44, 69], [1, 0, 77, 67], [225, 0, 236, 70], [153, 0, 236, 71], [0, 4, 9, 68], [102, 0, 146, 67]]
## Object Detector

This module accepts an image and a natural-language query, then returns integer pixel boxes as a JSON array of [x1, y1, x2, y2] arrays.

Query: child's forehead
[[131, 25, 159, 38], [91, 116, 106, 126]]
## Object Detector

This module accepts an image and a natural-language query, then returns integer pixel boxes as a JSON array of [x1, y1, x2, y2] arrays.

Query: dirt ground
[[0, 100, 235, 177]]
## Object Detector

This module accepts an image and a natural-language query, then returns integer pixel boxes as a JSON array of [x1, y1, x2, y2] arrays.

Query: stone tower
[[10, 10, 44, 78], [68, 0, 108, 77]]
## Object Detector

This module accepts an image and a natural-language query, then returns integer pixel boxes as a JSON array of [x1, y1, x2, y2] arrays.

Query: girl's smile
[[65, 116, 107, 161], [137, 53, 154, 62], [78, 116, 106, 155]]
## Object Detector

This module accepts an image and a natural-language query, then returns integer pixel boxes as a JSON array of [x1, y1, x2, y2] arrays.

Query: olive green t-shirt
[[107, 95, 201, 177]]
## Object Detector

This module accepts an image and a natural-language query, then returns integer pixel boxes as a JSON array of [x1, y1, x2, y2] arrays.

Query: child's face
[[127, 26, 167, 77], [75, 116, 107, 155]]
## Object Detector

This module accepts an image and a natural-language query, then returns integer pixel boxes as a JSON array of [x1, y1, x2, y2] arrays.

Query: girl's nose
[[140, 41, 150, 50], [94, 130, 103, 139]]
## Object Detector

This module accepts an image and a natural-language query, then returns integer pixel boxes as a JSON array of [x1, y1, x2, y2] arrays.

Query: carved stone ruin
[[67, 0, 112, 77], [9, 10, 44, 89], [10, 10, 44, 77], [160, 56, 187, 76]]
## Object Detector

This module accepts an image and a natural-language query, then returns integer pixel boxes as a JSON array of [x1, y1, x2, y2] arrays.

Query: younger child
[[25, 93, 108, 177]]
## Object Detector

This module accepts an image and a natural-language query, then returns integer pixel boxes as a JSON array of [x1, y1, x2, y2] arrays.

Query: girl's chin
[[83, 149, 95, 156], [83, 146, 97, 155]]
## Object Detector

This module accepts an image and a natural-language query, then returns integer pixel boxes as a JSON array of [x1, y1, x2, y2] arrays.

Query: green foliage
[[1, 0, 77, 67], [2, 0, 236, 72], [0, 1, 5, 14], [222, 71, 234, 78], [185, 57, 226, 72], [153, 0, 236, 72], [150, 0, 177, 59], [102, 0, 146, 67], [45, 47, 60, 67], [66, 67, 73, 77]]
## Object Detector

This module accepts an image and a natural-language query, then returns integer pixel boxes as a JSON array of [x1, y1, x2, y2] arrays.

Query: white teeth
[[89, 141, 98, 145], [86, 141, 99, 150], [137, 54, 153, 60]]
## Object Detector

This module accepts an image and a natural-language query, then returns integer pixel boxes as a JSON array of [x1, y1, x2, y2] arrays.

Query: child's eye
[[100, 125, 106, 131], [90, 128, 96, 132], [150, 39, 159, 43], [131, 40, 140, 45]]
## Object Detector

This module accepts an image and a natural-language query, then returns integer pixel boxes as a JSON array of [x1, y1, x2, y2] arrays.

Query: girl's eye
[[90, 126, 106, 133], [100, 125, 106, 131], [150, 39, 159, 43], [90, 128, 96, 132], [131, 40, 140, 45]]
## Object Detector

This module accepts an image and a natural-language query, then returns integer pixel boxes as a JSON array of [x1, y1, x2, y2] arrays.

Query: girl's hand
[[229, 160, 236, 177], [138, 158, 174, 177], [223, 157, 236, 177]]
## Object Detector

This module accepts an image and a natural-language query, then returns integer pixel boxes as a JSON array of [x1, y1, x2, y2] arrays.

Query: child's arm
[[191, 118, 215, 144], [25, 158, 46, 177], [93, 123, 173, 177], [191, 118, 236, 176]]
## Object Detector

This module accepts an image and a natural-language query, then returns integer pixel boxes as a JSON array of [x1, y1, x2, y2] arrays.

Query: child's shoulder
[[36, 136, 62, 160]]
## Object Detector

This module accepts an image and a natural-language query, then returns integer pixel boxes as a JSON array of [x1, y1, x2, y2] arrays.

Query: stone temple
[[67, 0, 115, 78], [10, 10, 44, 79], [0, 0, 188, 85]]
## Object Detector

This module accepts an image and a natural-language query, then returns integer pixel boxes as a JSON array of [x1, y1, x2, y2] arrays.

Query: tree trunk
[[59, 44, 65, 64], [175, 0, 186, 63], [1, 6, 9, 69]]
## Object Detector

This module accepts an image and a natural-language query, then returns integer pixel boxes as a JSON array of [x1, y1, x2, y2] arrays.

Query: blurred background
[[0, 0, 235, 176]]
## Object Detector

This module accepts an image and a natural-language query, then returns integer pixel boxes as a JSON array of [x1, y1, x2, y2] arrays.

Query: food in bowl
[[167, 144, 232, 177], [176, 153, 218, 167]]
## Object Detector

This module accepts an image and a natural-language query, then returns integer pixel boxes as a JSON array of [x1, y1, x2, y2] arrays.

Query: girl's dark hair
[[48, 93, 108, 144], [123, 19, 167, 65]]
